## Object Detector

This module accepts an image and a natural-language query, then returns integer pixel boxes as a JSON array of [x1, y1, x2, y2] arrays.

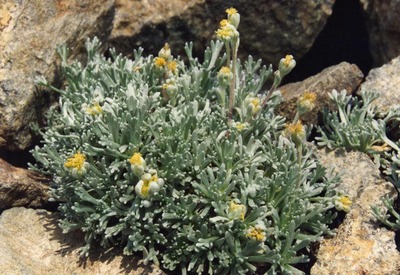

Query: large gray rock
[[111, 0, 335, 66], [0, 158, 50, 210], [360, 0, 400, 66], [0, 0, 115, 151], [357, 55, 400, 113], [0, 207, 164, 275], [276, 62, 364, 125], [311, 148, 400, 274]]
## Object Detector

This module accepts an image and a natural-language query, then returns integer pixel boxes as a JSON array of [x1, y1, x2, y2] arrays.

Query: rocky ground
[[1, 0, 400, 274]]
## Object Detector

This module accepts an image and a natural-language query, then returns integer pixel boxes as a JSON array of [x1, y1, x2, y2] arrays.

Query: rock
[[110, 0, 335, 66], [0, 207, 164, 275], [311, 148, 400, 274], [357, 55, 400, 113], [360, 0, 400, 66], [0, 158, 50, 210], [0, 0, 115, 151], [276, 62, 364, 125]]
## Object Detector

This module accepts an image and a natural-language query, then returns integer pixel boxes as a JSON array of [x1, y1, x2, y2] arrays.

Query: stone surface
[[360, 0, 400, 66], [0, 0, 115, 151], [0, 207, 164, 275], [0, 158, 50, 210], [276, 62, 364, 125], [357, 55, 400, 113], [111, 0, 335, 67], [311, 148, 400, 275]]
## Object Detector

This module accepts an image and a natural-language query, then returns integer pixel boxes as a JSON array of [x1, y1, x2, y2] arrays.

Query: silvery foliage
[[32, 37, 341, 274], [317, 89, 400, 232]]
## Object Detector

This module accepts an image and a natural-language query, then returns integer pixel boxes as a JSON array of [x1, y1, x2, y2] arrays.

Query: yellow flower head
[[335, 195, 352, 213], [234, 122, 247, 132], [141, 174, 158, 197], [167, 60, 178, 73], [226, 7, 238, 15], [228, 201, 246, 220], [297, 91, 317, 114], [129, 152, 146, 176], [220, 19, 229, 27], [283, 121, 306, 144], [135, 171, 164, 200], [218, 66, 232, 80], [85, 102, 102, 116], [216, 27, 234, 41], [245, 96, 261, 115], [279, 54, 296, 76], [64, 152, 89, 177], [64, 152, 86, 170], [246, 224, 267, 242], [154, 57, 167, 68], [283, 55, 294, 67], [251, 98, 261, 114], [129, 152, 144, 166]]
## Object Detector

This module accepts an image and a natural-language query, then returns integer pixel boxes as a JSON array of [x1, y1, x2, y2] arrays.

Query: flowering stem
[[228, 40, 238, 125], [296, 143, 303, 190], [261, 81, 279, 108]]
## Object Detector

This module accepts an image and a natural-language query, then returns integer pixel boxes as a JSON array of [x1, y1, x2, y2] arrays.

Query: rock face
[[110, 0, 335, 66], [360, 0, 400, 66], [0, 0, 115, 151], [0, 158, 50, 210], [357, 55, 400, 113], [311, 148, 400, 274], [276, 62, 364, 125], [0, 207, 164, 275]]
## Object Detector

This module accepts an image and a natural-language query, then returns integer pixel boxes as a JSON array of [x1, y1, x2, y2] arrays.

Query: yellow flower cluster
[[215, 8, 240, 42], [154, 43, 178, 75]]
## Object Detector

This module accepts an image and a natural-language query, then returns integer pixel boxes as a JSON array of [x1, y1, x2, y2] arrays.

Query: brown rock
[[357, 55, 400, 113], [0, 158, 50, 210], [311, 148, 400, 275], [0, 0, 115, 151], [360, 0, 400, 66], [276, 62, 364, 125], [0, 207, 164, 275], [111, 0, 335, 67]]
